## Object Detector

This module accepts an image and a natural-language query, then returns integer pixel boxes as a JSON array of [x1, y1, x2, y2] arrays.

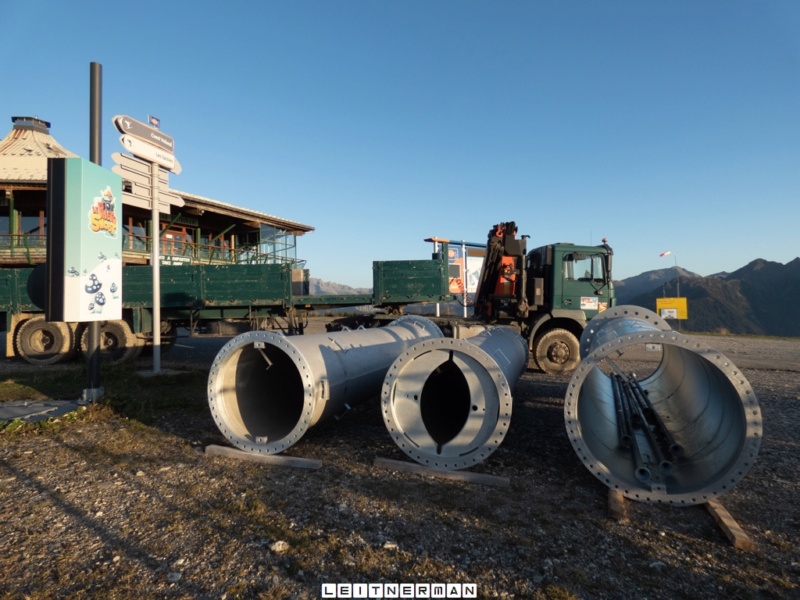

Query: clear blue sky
[[3, 1, 798, 288]]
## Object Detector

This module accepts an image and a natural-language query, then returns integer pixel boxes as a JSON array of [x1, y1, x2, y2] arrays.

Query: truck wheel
[[80, 320, 141, 364], [16, 316, 75, 365], [534, 328, 580, 374]]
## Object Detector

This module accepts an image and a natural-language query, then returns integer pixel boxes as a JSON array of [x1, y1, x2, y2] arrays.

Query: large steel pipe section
[[208, 315, 443, 454], [382, 327, 528, 470], [565, 306, 762, 505]]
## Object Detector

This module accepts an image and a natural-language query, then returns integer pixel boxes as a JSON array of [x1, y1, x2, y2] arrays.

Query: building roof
[[0, 116, 78, 183], [175, 188, 314, 234], [0, 115, 314, 234]]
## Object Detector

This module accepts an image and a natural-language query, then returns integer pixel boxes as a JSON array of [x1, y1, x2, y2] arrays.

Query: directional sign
[[121, 192, 180, 215], [122, 180, 184, 207], [119, 135, 182, 174], [113, 114, 175, 152], [111, 152, 170, 185], [111, 152, 185, 210]]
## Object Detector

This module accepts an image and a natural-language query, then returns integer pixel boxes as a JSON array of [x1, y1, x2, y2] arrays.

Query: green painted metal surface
[[373, 257, 453, 306]]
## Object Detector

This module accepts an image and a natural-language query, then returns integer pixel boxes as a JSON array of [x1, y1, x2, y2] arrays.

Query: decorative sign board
[[46, 158, 123, 322]]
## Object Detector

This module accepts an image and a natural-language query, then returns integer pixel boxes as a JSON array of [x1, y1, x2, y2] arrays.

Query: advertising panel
[[447, 245, 465, 294], [47, 158, 123, 322], [446, 245, 486, 295]]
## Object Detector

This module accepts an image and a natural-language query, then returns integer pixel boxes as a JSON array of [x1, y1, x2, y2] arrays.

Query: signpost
[[119, 135, 182, 173], [112, 115, 181, 374], [113, 114, 174, 152], [110, 152, 184, 212]]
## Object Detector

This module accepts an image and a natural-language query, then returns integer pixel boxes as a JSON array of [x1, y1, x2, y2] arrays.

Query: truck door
[[560, 252, 609, 319]]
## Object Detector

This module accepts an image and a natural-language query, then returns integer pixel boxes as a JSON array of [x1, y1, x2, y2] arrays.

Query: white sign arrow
[[119, 135, 182, 174]]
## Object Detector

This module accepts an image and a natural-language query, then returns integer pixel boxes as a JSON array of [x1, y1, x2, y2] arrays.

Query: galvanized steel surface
[[207, 315, 442, 455], [565, 306, 762, 504], [381, 326, 528, 470]]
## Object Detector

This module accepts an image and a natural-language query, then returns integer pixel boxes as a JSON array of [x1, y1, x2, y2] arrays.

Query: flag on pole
[[659, 250, 672, 257]]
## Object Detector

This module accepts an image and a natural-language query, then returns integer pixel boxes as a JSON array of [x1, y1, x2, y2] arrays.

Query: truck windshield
[[565, 254, 606, 283]]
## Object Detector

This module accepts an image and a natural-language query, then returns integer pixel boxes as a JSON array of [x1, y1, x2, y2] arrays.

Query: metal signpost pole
[[86, 62, 103, 400], [462, 241, 468, 318], [151, 160, 161, 373], [674, 253, 681, 331], [433, 240, 441, 318]]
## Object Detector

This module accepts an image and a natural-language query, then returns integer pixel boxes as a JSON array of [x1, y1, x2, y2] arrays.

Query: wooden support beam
[[705, 499, 755, 551], [607, 489, 627, 521], [374, 457, 510, 488], [205, 444, 322, 470]]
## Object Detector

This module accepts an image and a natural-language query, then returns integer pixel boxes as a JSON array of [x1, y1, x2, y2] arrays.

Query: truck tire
[[16, 316, 75, 365], [80, 320, 142, 364], [534, 328, 580, 374]]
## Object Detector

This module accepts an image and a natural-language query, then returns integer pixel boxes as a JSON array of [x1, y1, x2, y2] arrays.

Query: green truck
[[333, 223, 617, 374]]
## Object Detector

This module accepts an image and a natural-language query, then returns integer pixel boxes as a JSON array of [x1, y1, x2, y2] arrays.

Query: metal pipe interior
[[382, 327, 527, 470], [565, 307, 762, 505], [208, 316, 443, 455], [215, 343, 305, 444], [419, 355, 472, 450]]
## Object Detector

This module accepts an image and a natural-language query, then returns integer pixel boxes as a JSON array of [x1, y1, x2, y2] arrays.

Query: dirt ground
[[1, 321, 798, 599]]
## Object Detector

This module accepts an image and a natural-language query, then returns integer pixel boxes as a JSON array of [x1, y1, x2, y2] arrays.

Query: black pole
[[86, 62, 102, 398]]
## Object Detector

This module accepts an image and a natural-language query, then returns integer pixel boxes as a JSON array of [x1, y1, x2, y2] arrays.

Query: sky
[[3, 1, 799, 288]]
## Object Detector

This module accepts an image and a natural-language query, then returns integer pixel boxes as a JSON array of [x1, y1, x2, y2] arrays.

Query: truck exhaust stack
[[381, 326, 528, 470], [207, 316, 443, 454], [564, 306, 762, 505]]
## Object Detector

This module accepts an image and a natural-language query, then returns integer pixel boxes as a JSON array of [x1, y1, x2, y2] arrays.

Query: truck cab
[[524, 241, 615, 372]]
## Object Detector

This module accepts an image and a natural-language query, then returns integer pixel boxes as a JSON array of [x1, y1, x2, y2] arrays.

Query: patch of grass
[[0, 369, 85, 401], [1, 364, 208, 419], [0, 406, 90, 436], [99, 365, 208, 422]]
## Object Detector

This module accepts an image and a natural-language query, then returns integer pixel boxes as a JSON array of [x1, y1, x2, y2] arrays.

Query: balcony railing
[[0, 234, 47, 264], [0, 233, 301, 267], [123, 234, 289, 264]]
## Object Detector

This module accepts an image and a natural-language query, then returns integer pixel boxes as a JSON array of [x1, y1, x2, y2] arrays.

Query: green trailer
[[1, 251, 453, 365]]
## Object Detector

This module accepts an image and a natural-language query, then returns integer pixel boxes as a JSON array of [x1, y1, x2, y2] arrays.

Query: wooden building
[[0, 116, 314, 268]]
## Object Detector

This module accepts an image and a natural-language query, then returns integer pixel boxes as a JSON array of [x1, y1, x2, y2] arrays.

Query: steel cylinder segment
[[207, 315, 443, 454], [564, 306, 762, 505], [579, 305, 673, 360], [381, 326, 528, 470]]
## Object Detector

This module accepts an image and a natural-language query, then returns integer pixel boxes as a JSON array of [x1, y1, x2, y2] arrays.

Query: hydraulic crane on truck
[[467, 221, 615, 373]]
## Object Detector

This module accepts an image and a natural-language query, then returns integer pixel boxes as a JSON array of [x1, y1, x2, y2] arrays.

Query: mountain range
[[310, 257, 800, 337], [616, 258, 800, 337]]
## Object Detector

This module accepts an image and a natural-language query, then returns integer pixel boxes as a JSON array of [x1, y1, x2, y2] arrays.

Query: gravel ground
[[1, 322, 798, 599]]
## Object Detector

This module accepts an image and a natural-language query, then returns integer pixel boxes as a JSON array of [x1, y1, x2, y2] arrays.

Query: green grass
[[0, 369, 85, 401], [0, 363, 209, 433]]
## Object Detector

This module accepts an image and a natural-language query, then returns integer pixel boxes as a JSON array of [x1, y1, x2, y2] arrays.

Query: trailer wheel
[[534, 328, 580, 374], [140, 321, 177, 355], [80, 320, 141, 364], [16, 316, 75, 365]]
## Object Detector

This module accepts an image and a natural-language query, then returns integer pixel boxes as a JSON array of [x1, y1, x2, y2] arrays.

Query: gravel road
[[1, 322, 798, 599]]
